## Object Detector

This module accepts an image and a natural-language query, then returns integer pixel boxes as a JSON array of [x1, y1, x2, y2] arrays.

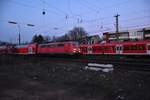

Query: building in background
[[79, 35, 100, 44], [129, 29, 144, 40], [143, 27, 150, 40], [103, 32, 129, 42], [103, 27, 150, 43]]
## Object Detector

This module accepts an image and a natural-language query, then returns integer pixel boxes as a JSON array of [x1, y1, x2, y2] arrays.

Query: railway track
[[1, 54, 150, 72]]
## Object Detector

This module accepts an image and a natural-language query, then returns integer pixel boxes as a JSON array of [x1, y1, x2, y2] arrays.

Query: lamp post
[[8, 21, 35, 45]]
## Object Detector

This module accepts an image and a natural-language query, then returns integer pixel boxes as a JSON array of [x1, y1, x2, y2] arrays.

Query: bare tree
[[32, 34, 44, 43], [68, 27, 88, 41]]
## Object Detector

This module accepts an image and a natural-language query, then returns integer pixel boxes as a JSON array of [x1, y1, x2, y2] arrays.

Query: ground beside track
[[0, 55, 150, 100]]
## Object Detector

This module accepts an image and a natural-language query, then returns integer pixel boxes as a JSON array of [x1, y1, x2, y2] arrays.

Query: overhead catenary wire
[[74, 0, 131, 16], [9, 0, 66, 16], [2, 0, 150, 38], [7, 0, 149, 27], [39, 0, 78, 20], [83, 8, 150, 24], [23, 14, 150, 36]]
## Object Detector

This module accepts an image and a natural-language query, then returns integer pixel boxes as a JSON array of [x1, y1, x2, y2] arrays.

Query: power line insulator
[[42, 11, 45, 15], [65, 15, 68, 19]]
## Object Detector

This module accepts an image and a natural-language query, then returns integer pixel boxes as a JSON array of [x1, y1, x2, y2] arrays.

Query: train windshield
[[72, 42, 79, 47]]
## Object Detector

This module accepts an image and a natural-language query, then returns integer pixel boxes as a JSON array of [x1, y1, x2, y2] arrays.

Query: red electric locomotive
[[13, 41, 80, 55], [38, 41, 80, 55]]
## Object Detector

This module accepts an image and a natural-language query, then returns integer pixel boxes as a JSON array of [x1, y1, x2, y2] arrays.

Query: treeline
[[0, 41, 14, 46], [32, 27, 88, 43]]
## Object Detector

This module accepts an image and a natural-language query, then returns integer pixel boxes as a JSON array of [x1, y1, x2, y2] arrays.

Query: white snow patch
[[88, 63, 113, 68], [102, 68, 113, 72], [85, 63, 113, 72], [85, 66, 102, 71]]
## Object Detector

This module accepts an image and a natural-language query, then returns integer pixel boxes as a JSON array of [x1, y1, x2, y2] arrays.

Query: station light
[[8, 21, 17, 24], [27, 24, 35, 27]]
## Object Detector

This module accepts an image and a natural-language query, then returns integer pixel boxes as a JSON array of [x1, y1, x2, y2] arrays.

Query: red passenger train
[[80, 40, 150, 55], [0, 40, 150, 56]]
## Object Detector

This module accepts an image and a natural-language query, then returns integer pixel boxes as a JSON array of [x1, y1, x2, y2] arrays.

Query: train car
[[95, 43, 116, 54], [0, 45, 15, 54], [38, 41, 80, 55], [80, 43, 116, 55], [120, 40, 150, 55], [80, 44, 88, 54], [80, 40, 150, 55], [0, 46, 7, 54], [15, 43, 37, 55]]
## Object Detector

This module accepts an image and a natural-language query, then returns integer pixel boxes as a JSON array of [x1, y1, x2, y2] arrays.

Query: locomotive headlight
[[73, 48, 77, 51], [73, 48, 77, 53]]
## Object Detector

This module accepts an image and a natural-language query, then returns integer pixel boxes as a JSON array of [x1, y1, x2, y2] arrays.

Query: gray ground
[[0, 55, 150, 100]]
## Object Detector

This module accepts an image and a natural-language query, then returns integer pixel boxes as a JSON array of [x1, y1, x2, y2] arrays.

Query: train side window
[[84, 47, 87, 51], [47, 45, 51, 47], [28, 47, 32, 53], [104, 47, 107, 51], [138, 45, 143, 50], [81, 47, 87, 51], [124, 46, 129, 50], [116, 47, 120, 50], [131, 45, 137, 50], [73, 43, 78, 47], [120, 46, 123, 50], [41, 45, 46, 48], [51, 44, 56, 47], [57, 44, 64, 47], [148, 45, 150, 50], [93, 47, 96, 51], [88, 47, 92, 51]]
